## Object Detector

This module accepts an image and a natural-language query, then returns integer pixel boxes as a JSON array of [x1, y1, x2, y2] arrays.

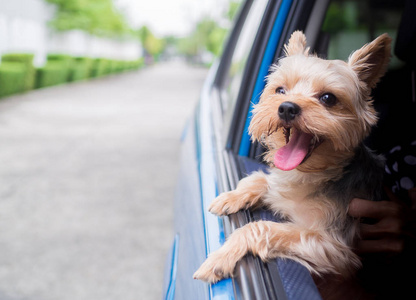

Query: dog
[[193, 31, 392, 283]]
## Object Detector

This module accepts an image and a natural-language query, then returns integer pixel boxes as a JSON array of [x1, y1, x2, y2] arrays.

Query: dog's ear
[[284, 31, 310, 56], [348, 34, 392, 88]]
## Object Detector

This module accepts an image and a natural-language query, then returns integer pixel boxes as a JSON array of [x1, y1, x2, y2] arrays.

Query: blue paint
[[165, 235, 179, 300], [238, 0, 293, 157], [196, 86, 235, 299], [211, 278, 235, 300]]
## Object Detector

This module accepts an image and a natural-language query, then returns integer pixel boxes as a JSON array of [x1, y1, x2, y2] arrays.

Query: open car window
[[220, 0, 270, 140]]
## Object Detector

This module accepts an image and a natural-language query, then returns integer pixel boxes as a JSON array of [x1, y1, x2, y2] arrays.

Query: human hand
[[348, 188, 416, 255], [315, 189, 416, 299]]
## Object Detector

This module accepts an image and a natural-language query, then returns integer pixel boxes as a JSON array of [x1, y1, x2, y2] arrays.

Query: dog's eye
[[319, 93, 337, 106], [275, 87, 286, 94]]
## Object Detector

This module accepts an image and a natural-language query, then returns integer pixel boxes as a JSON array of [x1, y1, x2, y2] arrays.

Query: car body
[[163, 0, 412, 299]]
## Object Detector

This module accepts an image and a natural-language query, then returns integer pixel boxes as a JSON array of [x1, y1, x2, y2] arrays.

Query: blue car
[[163, 0, 415, 299]]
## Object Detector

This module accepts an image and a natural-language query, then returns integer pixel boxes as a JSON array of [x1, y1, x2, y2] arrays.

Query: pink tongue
[[274, 130, 313, 171]]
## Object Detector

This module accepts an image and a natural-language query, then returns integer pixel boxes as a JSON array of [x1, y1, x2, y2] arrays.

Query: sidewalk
[[0, 62, 208, 300]]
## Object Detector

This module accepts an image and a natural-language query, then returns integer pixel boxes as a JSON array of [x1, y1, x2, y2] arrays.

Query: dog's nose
[[278, 102, 301, 123]]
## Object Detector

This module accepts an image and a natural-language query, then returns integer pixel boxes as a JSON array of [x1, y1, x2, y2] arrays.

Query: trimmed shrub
[[113, 60, 124, 73], [90, 58, 112, 77], [35, 62, 69, 88], [113, 60, 122, 73], [0, 52, 145, 94], [47, 54, 72, 63], [0, 62, 26, 97], [122, 61, 130, 71], [102, 59, 112, 75], [68, 57, 92, 82], [90, 58, 103, 78], [1, 53, 35, 91], [47, 54, 72, 80]]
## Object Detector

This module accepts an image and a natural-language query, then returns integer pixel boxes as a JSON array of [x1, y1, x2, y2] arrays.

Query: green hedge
[[36, 62, 69, 89], [68, 57, 92, 82], [0, 62, 26, 97], [90, 58, 104, 78], [1, 53, 35, 91], [0, 52, 144, 97], [46, 54, 72, 81], [102, 59, 112, 75]]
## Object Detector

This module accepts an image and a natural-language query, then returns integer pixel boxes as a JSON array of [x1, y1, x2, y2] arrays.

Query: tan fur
[[208, 171, 269, 215], [194, 31, 391, 283], [284, 30, 310, 56]]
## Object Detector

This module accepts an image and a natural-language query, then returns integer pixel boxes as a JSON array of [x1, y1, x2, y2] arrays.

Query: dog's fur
[[193, 31, 392, 283]]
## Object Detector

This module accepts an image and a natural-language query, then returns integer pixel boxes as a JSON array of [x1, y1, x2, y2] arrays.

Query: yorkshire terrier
[[193, 31, 392, 283]]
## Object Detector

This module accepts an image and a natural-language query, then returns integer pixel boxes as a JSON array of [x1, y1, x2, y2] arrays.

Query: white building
[[0, 0, 142, 67]]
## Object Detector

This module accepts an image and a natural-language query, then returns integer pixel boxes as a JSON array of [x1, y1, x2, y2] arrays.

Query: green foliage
[[35, 62, 69, 88], [206, 26, 227, 57], [47, 53, 73, 63], [176, 37, 198, 57], [137, 26, 165, 59], [226, 1, 241, 21], [45, 0, 130, 37], [90, 58, 107, 77], [101, 59, 112, 75], [174, 1, 243, 61], [1, 53, 36, 91], [322, 3, 349, 34], [131, 57, 144, 70], [68, 57, 92, 81], [176, 18, 227, 59], [0, 62, 26, 97], [195, 18, 219, 50], [0, 51, 143, 95], [47, 53, 73, 80]]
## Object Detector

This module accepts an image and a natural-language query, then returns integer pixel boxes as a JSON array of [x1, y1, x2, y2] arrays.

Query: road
[[0, 61, 208, 300]]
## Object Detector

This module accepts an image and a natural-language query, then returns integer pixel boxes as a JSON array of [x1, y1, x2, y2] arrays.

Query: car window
[[321, 0, 403, 68], [221, 0, 269, 120]]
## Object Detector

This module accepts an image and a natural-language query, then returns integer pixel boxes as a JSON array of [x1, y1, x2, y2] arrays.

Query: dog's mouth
[[273, 127, 322, 171]]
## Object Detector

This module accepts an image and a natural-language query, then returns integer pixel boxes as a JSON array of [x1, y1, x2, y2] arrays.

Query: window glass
[[321, 0, 403, 68], [221, 0, 269, 117]]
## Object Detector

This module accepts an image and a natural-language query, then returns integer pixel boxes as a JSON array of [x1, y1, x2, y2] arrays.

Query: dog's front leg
[[209, 171, 269, 216], [194, 221, 302, 283], [194, 220, 360, 283]]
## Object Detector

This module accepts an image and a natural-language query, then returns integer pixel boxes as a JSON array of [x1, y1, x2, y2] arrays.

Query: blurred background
[[0, 0, 241, 299], [0, 0, 240, 93]]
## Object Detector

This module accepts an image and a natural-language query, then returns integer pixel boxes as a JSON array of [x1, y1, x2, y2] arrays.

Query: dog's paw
[[208, 191, 243, 216], [193, 252, 235, 283], [193, 262, 224, 283]]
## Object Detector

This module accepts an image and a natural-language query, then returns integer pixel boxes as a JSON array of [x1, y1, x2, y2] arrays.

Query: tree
[[45, 0, 130, 37], [136, 26, 165, 60], [175, 0, 242, 61], [226, 1, 241, 21]]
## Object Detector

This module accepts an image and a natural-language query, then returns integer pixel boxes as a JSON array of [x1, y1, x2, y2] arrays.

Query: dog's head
[[249, 31, 391, 172]]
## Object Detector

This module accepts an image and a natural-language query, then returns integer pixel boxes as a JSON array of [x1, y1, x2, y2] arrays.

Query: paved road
[[0, 62, 208, 300]]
